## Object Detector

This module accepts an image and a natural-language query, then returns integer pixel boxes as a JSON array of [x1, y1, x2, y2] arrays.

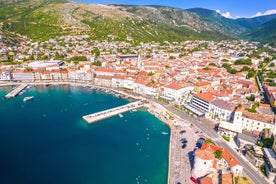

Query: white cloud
[[221, 12, 233, 19], [252, 9, 276, 17]]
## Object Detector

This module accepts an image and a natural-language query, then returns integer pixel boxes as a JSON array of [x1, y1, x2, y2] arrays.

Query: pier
[[5, 84, 29, 98], [83, 100, 145, 124]]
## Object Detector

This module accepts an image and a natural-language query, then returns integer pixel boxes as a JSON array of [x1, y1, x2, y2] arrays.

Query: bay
[[0, 85, 169, 184]]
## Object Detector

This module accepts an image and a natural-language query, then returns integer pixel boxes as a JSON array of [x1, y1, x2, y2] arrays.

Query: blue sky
[[73, 0, 276, 18]]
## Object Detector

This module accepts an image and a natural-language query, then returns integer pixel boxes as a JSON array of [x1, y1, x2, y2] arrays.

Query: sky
[[73, 0, 276, 19]]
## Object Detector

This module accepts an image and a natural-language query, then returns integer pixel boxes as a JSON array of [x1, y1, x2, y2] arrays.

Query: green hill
[[0, 1, 275, 45], [242, 18, 276, 46]]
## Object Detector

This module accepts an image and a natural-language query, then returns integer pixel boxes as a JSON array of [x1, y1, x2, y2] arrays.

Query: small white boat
[[119, 113, 123, 118], [161, 132, 168, 135], [23, 96, 34, 102]]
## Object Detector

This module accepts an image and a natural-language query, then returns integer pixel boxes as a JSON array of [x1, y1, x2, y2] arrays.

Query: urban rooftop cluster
[[1, 35, 276, 182]]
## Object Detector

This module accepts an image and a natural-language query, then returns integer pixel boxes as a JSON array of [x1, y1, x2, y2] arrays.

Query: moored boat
[[23, 96, 34, 102]]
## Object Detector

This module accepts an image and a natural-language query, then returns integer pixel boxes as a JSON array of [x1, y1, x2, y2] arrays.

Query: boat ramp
[[5, 84, 29, 98], [83, 100, 145, 124]]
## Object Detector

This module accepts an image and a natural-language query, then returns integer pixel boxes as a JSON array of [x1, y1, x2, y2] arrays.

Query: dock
[[83, 100, 145, 124], [5, 84, 29, 98]]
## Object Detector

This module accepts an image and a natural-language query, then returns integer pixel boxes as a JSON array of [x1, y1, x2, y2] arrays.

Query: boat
[[119, 113, 123, 118], [161, 132, 168, 135], [23, 96, 34, 102]]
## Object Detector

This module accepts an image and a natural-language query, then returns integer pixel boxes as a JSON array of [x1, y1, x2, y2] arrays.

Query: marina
[[82, 100, 146, 124], [5, 84, 29, 98]]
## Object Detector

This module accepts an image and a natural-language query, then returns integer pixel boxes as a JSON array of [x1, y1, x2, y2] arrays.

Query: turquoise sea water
[[0, 85, 170, 184]]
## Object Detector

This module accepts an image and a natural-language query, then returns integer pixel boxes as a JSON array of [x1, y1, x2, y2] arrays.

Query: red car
[[190, 177, 198, 184]]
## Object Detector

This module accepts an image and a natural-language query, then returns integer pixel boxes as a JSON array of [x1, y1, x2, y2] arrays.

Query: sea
[[0, 85, 170, 184]]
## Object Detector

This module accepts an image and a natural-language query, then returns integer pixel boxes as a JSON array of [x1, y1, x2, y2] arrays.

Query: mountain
[[186, 8, 247, 35], [236, 14, 276, 29], [242, 19, 276, 46], [0, 0, 275, 45]]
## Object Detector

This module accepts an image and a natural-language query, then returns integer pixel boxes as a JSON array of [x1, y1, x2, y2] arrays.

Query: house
[[201, 143, 243, 176], [194, 81, 211, 93], [208, 99, 236, 122], [94, 75, 112, 87]]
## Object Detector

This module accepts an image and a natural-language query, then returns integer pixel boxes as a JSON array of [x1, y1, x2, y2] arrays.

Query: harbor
[[82, 100, 146, 124], [5, 83, 29, 98]]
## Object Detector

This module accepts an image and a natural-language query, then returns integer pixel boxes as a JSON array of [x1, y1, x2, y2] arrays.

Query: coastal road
[[155, 101, 270, 184]]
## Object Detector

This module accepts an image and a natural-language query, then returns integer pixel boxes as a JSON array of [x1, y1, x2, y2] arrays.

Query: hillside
[[186, 8, 247, 35], [0, 0, 275, 45], [236, 14, 276, 29], [242, 18, 276, 46]]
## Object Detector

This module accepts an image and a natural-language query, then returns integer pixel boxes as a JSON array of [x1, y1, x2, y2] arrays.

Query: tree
[[92, 48, 100, 57], [25, 67, 33, 72], [205, 138, 213, 144], [269, 63, 275, 67], [214, 150, 222, 159]]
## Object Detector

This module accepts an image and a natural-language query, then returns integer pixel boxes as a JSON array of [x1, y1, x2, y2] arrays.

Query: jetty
[[5, 84, 29, 98], [83, 100, 145, 124]]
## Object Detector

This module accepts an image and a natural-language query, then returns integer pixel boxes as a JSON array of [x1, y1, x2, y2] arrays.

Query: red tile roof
[[194, 92, 215, 102], [200, 177, 213, 184]]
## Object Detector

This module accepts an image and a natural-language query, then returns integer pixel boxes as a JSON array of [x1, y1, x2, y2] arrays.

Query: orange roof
[[195, 81, 210, 87], [202, 143, 240, 167], [61, 70, 68, 74], [43, 71, 50, 74], [194, 92, 215, 102], [200, 177, 213, 184], [95, 67, 115, 73], [221, 174, 233, 184], [222, 149, 240, 167], [165, 83, 183, 90], [259, 103, 270, 108], [195, 149, 214, 160], [201, 143, 223, 152]]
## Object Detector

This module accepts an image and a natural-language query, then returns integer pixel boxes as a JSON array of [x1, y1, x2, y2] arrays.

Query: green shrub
[[222, 135, 230, 142]]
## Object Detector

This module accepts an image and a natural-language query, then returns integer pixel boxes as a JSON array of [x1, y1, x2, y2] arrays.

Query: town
[[1, 34, 276, 184]]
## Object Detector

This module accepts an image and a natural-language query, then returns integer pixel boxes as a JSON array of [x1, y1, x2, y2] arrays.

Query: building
[[192, 148, 215, 178], [208, 99, 236, 122], [190, 92, 215, 113], [163, 83, 194, 102], [263, 148, 276, 182], [233, 109, 276, 136]]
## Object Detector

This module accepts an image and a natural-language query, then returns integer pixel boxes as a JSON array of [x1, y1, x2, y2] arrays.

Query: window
[[204, 162, 206, 165]]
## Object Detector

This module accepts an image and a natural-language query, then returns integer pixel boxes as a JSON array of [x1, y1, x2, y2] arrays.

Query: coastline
[[0, 81, 188, 184]]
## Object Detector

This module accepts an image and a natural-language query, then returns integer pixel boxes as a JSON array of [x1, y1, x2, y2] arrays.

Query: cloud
[[221, 12, 233, 18], [216, 10, 233, 19], [252, 9, 276, 17]]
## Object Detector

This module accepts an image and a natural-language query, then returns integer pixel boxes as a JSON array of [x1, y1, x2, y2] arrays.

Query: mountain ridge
[[0, 1, 275, 45]]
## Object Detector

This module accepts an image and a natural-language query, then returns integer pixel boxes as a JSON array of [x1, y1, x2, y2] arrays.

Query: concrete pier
[[5, 84, 29, 98], [83, 100, 145, 124]]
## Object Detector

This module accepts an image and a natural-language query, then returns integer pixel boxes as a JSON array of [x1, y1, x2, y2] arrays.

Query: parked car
[[180, 138, 187, 143], [190, 176, 198, 184]]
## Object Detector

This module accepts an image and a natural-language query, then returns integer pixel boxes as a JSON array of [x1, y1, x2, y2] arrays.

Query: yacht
[[23, 96, 34, 102]]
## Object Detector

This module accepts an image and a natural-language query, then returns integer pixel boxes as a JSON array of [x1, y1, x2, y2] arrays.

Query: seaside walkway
[[5, 84, 29, 98], [83, 100, 145, 124]]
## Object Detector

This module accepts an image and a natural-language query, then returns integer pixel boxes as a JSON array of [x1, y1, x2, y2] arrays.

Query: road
[[155, 100, 270, 184]]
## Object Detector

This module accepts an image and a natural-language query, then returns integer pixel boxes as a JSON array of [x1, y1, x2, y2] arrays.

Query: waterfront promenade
[[145, 101, 200, 184], [5, 83, 28, 98], [83, 100, 145, 124]]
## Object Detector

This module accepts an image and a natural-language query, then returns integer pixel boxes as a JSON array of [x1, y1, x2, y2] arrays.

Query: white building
[[190, 92, 215, 113], [208, 99, 236, 122], [192, 148, 215, 178], [163, 83, 194, 102], [233, 110, 276, 135]]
